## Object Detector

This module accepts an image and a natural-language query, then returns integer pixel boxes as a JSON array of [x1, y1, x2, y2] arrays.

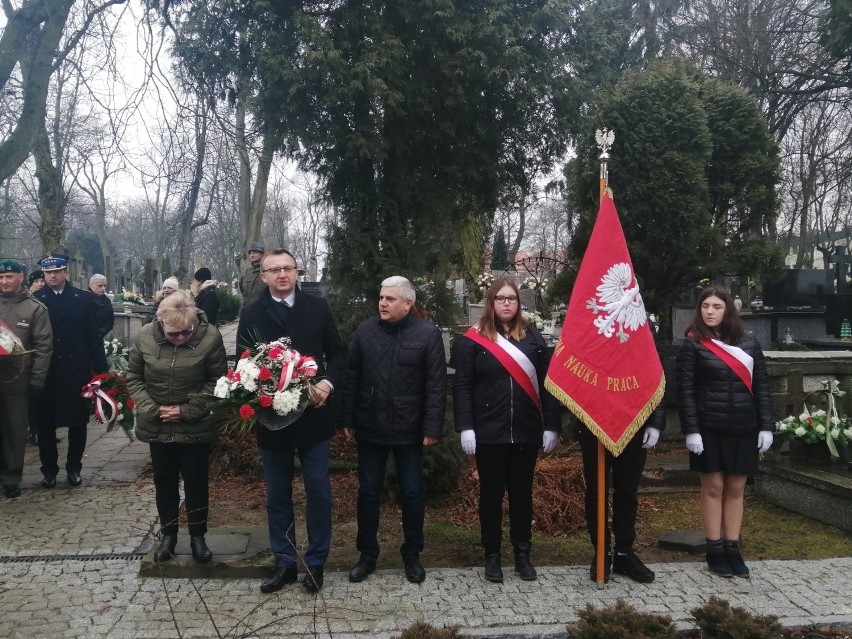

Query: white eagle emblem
[[586, 263, 647, 343]]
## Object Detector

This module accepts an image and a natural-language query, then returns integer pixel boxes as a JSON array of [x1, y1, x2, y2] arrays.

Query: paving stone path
[[1, 322, 851, 638]]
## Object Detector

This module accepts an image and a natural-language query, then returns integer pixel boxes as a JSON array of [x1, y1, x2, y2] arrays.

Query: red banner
[[545, 194, 664, 455]]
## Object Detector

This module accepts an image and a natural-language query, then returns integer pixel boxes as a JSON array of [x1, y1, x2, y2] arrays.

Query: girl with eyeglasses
[[452, 278, 561, 583], [126, 290, 228, 564]]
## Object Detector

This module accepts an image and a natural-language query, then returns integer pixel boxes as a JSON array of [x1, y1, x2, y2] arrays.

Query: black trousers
[[577, 424, 647, 553], [36, 375, 90, 477], [475, 443, 539, 555], [149, 442, 211, 537]]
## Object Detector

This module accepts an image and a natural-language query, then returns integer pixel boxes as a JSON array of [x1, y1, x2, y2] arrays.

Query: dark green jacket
[[127, 310, 227, 443], [0, 289, 53, 393]]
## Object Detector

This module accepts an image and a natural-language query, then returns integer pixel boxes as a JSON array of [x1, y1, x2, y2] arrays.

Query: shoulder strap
[[464, 327, 541, 409]]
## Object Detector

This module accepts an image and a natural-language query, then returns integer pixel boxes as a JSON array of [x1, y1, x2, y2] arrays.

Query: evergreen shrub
[[216, 286, 241, 323], [691, 596, 783, 639], [393, 621, 465, 639], [570, 599, 676, 639]]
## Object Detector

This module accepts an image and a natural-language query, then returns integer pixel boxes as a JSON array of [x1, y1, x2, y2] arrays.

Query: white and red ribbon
[[81, 379, 118, 424]]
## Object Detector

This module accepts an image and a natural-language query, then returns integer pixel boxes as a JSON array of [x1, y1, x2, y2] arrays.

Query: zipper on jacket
[[509, 377, 515, 444], [168, 345, 178, 442]]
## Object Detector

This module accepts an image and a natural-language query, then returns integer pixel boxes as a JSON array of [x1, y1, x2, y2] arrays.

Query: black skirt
[[689, 429, 759, 475]]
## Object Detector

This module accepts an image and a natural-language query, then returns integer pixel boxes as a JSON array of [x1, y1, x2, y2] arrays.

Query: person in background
[[33, 254, 108, 488], [236, 248, 346, 594], [192, 267, 219, 326], [126, 291, 227, 563], [146, 277, 180, 325], [28, 270, 45, 294], [0, 260, 53, 498], [238, 242, 266, 307], [676, 286, 773, 579], [343, 276, 446, 584], [88, 274, 115, 338], [453, 278, 561, 583], [577, 405, 665, 583]]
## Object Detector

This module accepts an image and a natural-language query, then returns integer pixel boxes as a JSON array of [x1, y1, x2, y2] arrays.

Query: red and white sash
[[701, 338, 754, 394], [464, 327, 541, 409]]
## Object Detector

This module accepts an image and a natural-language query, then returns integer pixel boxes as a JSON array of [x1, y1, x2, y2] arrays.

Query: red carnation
[[239, 404, 255, 419], [268, 346, 283, 359], [258, 367, 272, 381], [127, 398, 135, 409], [240, 349, 251, 359], [258, 395, 273, 408], [107, 388, 119, 397]]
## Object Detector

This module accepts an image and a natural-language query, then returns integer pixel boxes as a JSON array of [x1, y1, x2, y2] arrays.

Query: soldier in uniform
[[0, 260, 53, 498], [238, 242, 266, 307], [33, 255, 108, 488]]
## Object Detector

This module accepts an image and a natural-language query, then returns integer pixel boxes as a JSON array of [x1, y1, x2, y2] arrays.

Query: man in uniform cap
[[238, 242, 266, 307], [33, 254, 108, 488], [0, 260, 53, 497]]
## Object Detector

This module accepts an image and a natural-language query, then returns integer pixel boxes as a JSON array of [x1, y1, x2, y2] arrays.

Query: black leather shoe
[[724, 540, 750, 578], [4, 484, 21, 498], [41, 475, 56, 489], [67, 472, 82, 487], [513, 545, 537, 581], [302, 565, 324, 593], [260, 566, 298, 593], [154, 534, 178, 563], [613, 550, 655, 583], [706, 548, 733, 577], [348, 557, 377, 582], [190, 535, 213, 562], [403, 558, 426, 584], [484, 553, 503, 583]]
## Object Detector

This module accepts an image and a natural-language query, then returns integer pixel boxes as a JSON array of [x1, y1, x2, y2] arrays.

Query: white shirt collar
[[271, 291, 296, 307]]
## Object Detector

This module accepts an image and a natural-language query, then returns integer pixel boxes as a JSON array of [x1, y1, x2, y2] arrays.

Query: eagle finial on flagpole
[[596, 128, 615, 201]]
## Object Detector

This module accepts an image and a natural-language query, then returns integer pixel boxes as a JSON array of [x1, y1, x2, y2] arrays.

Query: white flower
[[815, 424, 826, 435], [830, 415, 841, 426], [799, 411, 810, 422], [845, 428, 852, 439], [830, 429, 841, 439], [116, 414, 124, 422], [794, 426, 807, 437], [214, 377, 231, 399], [776, 422, 788, 432], [117, 402, 123, 410], [812, 409, 827, 418], [272, 388, 302, 416]]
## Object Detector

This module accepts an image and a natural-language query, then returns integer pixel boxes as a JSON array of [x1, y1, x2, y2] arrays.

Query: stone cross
[[830, 246, 852, 294]]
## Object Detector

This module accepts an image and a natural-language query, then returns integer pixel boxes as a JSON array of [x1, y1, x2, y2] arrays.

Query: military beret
[[38, 255, 68, 271], [0, 259, 23, 274]]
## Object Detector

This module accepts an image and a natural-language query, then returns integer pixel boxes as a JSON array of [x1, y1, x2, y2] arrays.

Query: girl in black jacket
[[453, 278, 561, 583], [676, 286, 774, 579]]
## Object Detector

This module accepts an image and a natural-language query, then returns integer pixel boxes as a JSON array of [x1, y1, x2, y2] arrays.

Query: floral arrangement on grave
[[524, 310, 545, 328], [776, 380, 852, 457], [476, 272, 495, 299], [204, 337, 320, 433], [0, 320, 31, 357], [81, 372, 135, 440], [104, 338, 130, 372], [520, 276, 547, 291], [119, 288, 143, 304]]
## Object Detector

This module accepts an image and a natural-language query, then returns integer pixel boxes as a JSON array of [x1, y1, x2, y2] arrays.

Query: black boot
[[613, 550, 655, 583], [724, 539, 750, 578], [154, 534, 178, 563], [190, 535, 213, 563], [513, 543, 537, 581], [705, 538, 733, 577], [484, 553, 503, 583]]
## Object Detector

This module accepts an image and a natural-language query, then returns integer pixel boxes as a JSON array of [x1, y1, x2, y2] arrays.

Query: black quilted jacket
[[676, 333, 773, 436], [344, 312, 447, 445]]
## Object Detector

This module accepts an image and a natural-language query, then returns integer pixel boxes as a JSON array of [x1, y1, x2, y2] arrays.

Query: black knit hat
[[194, 267, 212, 282], [28, 269, 44, 285]]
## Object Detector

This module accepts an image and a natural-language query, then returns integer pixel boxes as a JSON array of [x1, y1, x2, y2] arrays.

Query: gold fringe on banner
[[544, 375, 666, 457]]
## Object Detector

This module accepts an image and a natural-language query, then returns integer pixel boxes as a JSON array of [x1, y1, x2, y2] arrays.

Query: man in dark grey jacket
[[344, 276, 446, 584]]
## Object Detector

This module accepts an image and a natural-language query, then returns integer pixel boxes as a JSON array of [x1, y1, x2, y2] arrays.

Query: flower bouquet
[[0, 320, 29, 356], [520, 276, 547, 291], [119, 288, 142, 304], [476, 272, 494, 298], [81, 372, 135, 440], [776, 379, 852, 458], [206, 337, 320, 433], [104, 338, 130, 372]]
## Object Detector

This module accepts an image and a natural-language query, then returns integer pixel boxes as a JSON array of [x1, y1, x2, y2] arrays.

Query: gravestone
[[830, 246, 852, 294], [825, 294, 852, 337], [763, 269, 829, 308]]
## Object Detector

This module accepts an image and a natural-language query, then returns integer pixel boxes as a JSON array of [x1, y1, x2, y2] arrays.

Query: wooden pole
[[594, 130, 613, 584]]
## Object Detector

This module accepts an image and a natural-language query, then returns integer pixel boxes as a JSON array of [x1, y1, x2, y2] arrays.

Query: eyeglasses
[[261, 266, 297, 275], [161, 324, 194, 338], [494, 295, 519, 304]]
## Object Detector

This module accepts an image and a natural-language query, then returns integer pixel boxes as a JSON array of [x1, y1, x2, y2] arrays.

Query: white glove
[[642, 427, 660, 449], [460, 430, 476, 455], [757, 431, 773, 453], [686, 433, 704, 455], [542, 431, 559, 453]]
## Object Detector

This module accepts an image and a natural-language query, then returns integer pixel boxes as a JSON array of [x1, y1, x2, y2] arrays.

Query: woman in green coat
[[127, 291, 228, 563]]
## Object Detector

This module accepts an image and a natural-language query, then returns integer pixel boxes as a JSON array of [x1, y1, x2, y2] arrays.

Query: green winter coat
[[127, 310, 227, 443], [0, 289, 53, 393]]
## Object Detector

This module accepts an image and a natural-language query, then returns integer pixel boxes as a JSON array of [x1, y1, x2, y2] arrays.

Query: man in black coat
[[343, 276, 446, 584], [33, 255, 108, 488], [236, 248, 346, 594], [88, 273, 115, 338]]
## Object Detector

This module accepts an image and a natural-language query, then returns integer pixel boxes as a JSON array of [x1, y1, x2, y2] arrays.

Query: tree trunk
[[32, 124, 65, 253], [508, 182, 530, 267], [176, 102, 209, 281]]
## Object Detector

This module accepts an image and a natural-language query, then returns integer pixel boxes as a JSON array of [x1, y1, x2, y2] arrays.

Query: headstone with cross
[[829, 246, 852, 294]]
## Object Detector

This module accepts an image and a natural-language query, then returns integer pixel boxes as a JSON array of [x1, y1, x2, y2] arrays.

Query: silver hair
[[89, 273, 107, 286], [380, 276, 416, 303]]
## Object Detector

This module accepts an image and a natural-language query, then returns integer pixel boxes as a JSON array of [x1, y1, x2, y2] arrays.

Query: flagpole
[[594, 128, 614, 584]]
